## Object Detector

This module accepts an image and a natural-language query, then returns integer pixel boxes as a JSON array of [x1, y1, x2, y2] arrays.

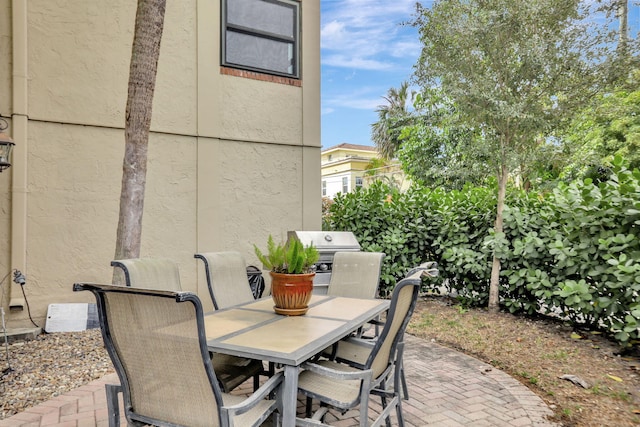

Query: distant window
[[222, 0, 300, 78], [342, 177, 349, 193], [328, 154, 333, 161], [322, 180, 327, 196], [355, 176, 363, 188]]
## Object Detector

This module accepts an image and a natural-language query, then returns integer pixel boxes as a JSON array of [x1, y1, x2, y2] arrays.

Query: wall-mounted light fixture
[[0, 118, 15, 172]]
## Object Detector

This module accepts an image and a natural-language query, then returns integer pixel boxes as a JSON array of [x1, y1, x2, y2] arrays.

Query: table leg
[[281, 365, 299, 427]]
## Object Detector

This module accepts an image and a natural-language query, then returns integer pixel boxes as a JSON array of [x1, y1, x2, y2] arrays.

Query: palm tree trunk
[[113, 0, 166, 284]]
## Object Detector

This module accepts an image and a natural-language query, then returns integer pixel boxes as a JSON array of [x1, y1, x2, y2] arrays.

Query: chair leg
[[359, 401, 369, 427], [394, 343, 407, 426], [380, 394, 387, 409], [271, 409, 281, 427], [105, 384, 121, 427], [306, 396, 313, 418], [253, 373, 260, 392], [379, 394, 391, 427], [401, 367, 409, 400], [395, 342, 409, 400], [396, 398, 405, 427]]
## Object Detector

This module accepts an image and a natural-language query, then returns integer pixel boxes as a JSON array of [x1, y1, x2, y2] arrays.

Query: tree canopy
[[560, 69, 640, 181], [411, 0, 600, 309], [396, 88, 493, 190], [370, 81, 415, 160]]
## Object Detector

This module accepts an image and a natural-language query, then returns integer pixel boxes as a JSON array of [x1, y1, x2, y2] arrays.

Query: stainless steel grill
[[287, 231, 361, 294]]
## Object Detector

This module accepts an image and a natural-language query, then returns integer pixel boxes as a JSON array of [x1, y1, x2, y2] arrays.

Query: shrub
[[327, 157, 640, 346]]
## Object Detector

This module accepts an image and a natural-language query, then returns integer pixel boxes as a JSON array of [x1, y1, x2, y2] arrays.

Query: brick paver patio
[[0, 335, 557, 426]]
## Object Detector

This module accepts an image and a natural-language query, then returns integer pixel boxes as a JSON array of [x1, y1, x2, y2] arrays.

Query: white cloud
[[320, 0, 419, 71], [322, 0, 417, 26], [323, 86, 389, 111], [389, 40, 423, 59], [322, 55, 392, 71], [344, 70, 356, 80], [320, 20, 347, 45]]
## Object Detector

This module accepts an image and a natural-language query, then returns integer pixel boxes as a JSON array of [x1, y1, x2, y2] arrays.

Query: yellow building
[[321, 143, 407, 198], [0, 0, 320, 328], [321, 143, 377, 198]]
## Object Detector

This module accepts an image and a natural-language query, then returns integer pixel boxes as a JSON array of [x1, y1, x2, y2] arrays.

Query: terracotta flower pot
[[269, 271, 315, 316]]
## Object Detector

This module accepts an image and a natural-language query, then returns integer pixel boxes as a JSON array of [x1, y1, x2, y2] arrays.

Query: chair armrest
[[221, 371, 283, 415], [406, 262, 439, 279], [301, 361, 372, 382]]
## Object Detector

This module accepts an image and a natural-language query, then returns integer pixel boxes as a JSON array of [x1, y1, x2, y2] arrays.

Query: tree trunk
[[616, 0, 629, 49], [488, 158, 508, 312], [113, 0, 166, 284], [617, 0, 629, 55]]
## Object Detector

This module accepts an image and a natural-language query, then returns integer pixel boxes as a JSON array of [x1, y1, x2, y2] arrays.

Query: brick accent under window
[[221, 67, 302, 87]]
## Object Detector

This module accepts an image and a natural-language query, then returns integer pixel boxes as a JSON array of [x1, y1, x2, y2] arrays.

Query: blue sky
[[319, 1, 640, 150], [320, 0, 423, 149]]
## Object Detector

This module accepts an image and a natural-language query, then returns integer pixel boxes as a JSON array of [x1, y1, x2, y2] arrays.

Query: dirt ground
[[407, 296, 640, 427]]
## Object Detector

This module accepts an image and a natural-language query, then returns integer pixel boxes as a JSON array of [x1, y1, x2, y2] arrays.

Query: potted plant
[[254, 235, 319, 315]]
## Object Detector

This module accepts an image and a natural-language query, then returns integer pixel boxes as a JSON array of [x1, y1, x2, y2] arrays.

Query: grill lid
[[287, 231, 361, 251]]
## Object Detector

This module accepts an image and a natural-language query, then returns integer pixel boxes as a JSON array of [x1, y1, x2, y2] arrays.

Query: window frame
[[342, 176, 349, 194], [221, 0, 300, 79]]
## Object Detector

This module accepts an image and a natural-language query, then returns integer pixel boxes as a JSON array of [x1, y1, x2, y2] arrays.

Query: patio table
[[204, 294, 390, 427]]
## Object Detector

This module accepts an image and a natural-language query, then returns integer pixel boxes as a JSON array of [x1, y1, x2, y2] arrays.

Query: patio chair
[[195, 251, 273, 387], [296, 263, 434, 427], [194, 251, 257, 309], [110, 258, 181, 290], [327, 251, 385, 299], [112, 256, 263, 394], [327, 251, 385, 339], [330, 262, 439, 402], [73, 283, 283, 427]]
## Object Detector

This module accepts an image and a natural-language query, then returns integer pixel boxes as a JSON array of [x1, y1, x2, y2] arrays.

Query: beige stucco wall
[[0, 0, 12, 286], [0, 1, 12, 114], [27, 0, 197, 133], [0, 0, 321, 327], [25, 123, 199, 309]]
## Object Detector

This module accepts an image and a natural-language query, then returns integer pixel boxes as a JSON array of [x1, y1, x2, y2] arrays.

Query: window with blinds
[[222, 0, 300, 78]]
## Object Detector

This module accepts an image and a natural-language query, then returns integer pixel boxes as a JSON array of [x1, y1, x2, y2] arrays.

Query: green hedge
[[326, 157, 640, 346]]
